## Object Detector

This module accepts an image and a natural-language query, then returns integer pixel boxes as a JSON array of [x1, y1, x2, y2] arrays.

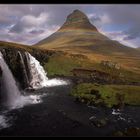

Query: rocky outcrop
[[100, 60, 121, 70], [70, 68, 122, 84]]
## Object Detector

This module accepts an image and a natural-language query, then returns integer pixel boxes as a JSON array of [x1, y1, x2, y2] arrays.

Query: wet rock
[[112, 127, 140, 136], [89, 117, 108, 128], [112, 131, 124, 136], [0, 67, 1, 76]]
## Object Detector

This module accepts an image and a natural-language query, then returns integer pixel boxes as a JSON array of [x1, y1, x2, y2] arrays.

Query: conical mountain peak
[[59, 9, 98, 31], [67, 9, 88, 21]]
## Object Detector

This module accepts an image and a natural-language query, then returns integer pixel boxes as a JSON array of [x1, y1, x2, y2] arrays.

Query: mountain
[[35, 10, 140, 57], [136, 47, 140, 51]]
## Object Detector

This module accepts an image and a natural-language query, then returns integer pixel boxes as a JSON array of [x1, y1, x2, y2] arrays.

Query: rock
[[112, 127, 140, 136], [90, 117, 108, 128], [0, 66, 2, 77], [112, 131, 124, 136], [101, 60, 121, 70], [124, 127, 140, 136], [90, 89, 100, 99], [81, 99, 85, 103]]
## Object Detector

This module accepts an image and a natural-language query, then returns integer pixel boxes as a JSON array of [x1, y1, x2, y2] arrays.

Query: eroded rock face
[[1, 48, 28, 89]]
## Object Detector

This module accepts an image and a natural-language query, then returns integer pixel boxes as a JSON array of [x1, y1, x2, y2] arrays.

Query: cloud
[[100, 30, 139, 48], [0, 4, 140, 47], [10, 12, 49, 33], [88, 13, 112, 29], [123, 25, 140, 41]]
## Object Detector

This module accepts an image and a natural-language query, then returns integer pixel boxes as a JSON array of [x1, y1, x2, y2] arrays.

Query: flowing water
[[0, 52, 21, 108], [0, 51, 69, 130], [26, 52, 68, 89]]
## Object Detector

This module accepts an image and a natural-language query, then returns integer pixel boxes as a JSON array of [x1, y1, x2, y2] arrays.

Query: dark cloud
[[123, 25, 140, 41], [29, 29, 44, 35]]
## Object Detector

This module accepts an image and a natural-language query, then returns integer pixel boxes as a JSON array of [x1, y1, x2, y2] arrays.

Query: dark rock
[[90, 117, 108, 128], [90, 89, 100, 99], [112, 127, 140, 136], [112, 131, 124, 136], [124, 127, 140, 136], [115, 93, 125, 111], [0, 66, 2, 77]]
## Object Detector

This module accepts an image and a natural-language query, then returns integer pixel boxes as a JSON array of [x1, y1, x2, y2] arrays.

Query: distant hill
[[0, 41, 31, 51]]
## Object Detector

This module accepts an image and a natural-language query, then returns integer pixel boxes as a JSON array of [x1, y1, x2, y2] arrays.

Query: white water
[[112, 109, 121, 115], [0, 52, 21, 108], [0, 115, 11, 130], [26, 52, 69, 89], [0, 93, 44, 130]]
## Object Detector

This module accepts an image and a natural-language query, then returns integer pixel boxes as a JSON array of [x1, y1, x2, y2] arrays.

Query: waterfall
[[26, 52, 68, 89], [0, 52, 21, 108], [18, 51, 29, 87], [0, 51, 43, 110], [25, 52, 49, 89]]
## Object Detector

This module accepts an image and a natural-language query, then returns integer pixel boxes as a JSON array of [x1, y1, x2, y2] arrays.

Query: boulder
[[89, 117, 108, 128]]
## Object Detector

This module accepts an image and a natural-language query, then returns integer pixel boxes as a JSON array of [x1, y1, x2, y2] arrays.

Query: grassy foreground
[[70, 83, 140, 108]]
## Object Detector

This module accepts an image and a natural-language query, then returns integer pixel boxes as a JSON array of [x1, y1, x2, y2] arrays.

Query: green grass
[[43, 53, 140, 84], [70, 83, 140, 108], [44, 53, 94, 76]]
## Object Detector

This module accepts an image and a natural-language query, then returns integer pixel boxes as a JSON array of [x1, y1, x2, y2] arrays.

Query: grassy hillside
[[0, 41, 32, 52], [35, 30, 140, 57]]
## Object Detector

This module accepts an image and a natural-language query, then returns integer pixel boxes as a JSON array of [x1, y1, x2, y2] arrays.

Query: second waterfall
[[26, 52, 68, 89]]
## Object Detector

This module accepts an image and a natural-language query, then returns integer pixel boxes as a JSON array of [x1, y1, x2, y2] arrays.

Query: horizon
[[0, 4, 140, 48]]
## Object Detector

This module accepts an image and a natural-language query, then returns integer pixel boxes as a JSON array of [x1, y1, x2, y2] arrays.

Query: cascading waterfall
[[26, 52, 68, 89], [0, 52, 21, 108], [0, 51, 42, 110], [25, 52, 49, 89]]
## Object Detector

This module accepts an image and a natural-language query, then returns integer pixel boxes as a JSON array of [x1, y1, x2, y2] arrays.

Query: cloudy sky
[[0, 4, 140, 48]]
